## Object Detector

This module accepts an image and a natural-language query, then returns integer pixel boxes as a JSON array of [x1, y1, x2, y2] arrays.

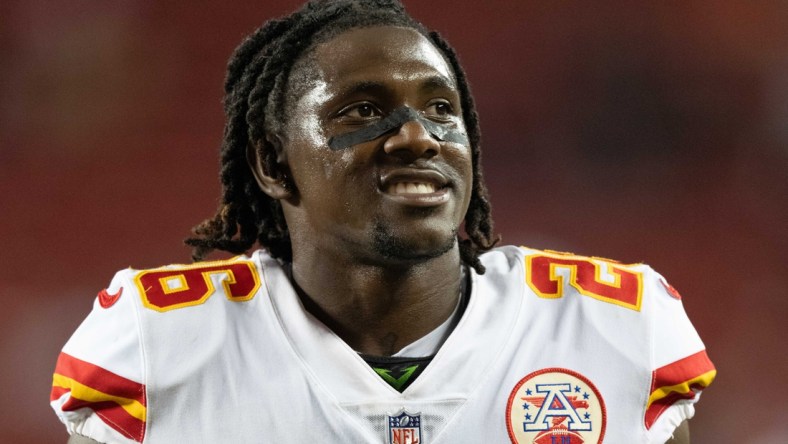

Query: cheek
[[455, 146, 474, 184], [319, 147, 356, 179], [456, 147, 475, 211], [289, 147, 369, 201]]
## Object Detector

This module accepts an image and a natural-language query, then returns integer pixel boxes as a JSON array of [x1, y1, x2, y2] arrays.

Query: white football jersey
[[51, 246, 715, 443]]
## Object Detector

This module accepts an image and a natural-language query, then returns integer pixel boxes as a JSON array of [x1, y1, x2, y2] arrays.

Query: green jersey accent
[[373, 365, 419, 391], [360, 355, 434, 392]]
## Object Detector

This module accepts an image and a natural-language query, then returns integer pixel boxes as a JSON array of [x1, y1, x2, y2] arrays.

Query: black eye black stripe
[[327, 106, 469, 150]]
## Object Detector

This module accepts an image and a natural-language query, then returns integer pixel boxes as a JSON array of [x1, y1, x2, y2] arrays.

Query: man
[[51, 1, 715, 443]]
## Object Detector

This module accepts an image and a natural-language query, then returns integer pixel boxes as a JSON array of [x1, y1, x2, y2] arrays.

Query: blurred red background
[[1, 0, 786, 442]]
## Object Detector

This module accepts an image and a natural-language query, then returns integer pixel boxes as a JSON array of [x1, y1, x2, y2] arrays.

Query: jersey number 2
[[525, 252, 643, 311]]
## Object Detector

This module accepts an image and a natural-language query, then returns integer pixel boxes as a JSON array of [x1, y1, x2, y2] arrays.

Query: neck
[[289, 246, 464, 356]]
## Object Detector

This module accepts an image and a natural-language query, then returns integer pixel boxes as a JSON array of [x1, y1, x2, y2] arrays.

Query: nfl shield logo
[[388, 410, 422, 444]]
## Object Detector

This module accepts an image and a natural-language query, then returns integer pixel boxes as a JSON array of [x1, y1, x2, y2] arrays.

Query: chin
[[371, 222, 458, 263]]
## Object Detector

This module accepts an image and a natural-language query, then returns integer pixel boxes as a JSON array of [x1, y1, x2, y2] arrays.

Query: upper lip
[[379, 168, 449, 190]]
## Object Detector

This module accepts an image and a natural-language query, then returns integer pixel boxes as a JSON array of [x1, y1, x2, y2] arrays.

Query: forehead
[[311, 26, 456, 91]]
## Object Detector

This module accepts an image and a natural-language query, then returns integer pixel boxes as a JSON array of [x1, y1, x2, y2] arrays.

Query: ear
[[246, 134, 293, 200]]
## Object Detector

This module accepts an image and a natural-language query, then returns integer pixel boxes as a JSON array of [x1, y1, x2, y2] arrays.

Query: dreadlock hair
[[186, 0, 499, 273]]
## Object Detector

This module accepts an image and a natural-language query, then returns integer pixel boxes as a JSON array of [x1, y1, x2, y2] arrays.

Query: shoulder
[[51, 266, 145, 443], [480, 245, 676, 312], [482, 246, 715, 440], [125, 253, 267, 313], [51, 251, 280, 443], [481, 246, 714, 364], [62, 252, 273, 352]]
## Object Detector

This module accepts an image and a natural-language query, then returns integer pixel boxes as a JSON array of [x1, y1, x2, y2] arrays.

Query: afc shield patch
[[506, 368, 606, 444], [388, 410, 422, 444]]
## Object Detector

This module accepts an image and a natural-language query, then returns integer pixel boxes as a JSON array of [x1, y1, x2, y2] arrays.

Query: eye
[[424, 101, 455, 120], [338, 102, 381, 120]]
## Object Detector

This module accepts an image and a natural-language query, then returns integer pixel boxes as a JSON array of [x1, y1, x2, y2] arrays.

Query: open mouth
[[379, 168, 452, 206], [381, 179, 450, 207], [386, 182, 438, 195]]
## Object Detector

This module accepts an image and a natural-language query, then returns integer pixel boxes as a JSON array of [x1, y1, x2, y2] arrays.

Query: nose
[[383, 119, 441, 160]]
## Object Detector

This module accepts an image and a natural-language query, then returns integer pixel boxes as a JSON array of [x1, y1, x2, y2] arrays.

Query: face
[[264, 26, 473, 264]]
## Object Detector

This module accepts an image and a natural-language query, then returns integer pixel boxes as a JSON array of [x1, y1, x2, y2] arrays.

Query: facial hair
[[371, 217, 458, 262]]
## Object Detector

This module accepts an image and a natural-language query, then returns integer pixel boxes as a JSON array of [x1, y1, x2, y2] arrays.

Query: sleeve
[[50, 269, 147, 444], [642, 267, 716, 443]]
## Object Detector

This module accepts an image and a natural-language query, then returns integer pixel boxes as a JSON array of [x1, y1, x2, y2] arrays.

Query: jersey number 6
[[134, 260, 261, 312]]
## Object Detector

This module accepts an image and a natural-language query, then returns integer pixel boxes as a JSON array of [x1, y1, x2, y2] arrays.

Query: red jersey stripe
[[52, 373, 146, 422], [51, 352, 145, 406], [50, 385, 69, 401], [51, 352, 147, 442], [60, 398, 146, 442], [645, 350, 716, 429]]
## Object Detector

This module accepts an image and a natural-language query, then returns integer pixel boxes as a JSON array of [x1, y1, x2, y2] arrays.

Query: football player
[[52, 1, 714, 443]]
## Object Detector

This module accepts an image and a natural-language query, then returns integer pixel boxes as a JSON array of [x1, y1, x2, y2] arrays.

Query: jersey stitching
[[642, 266, 657, 437], [94, 410, 136, 441], [260, 258, 378, 402], [258, 252, 402, 441], [400, 266, 471, 394], [430, 248, 527, 443], [124, 270, 149, 443]]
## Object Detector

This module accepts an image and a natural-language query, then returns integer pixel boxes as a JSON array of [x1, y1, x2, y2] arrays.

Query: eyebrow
[[334, 75, 458, 98], [335, 81, 389, 98], [419, 75, 457, 92]]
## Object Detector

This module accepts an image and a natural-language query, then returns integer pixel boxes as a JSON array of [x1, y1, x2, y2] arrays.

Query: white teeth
[[388, 182, 436, 195]]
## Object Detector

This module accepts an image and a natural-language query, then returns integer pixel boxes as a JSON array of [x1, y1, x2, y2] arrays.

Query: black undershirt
[[360, 267, 471, 392]]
